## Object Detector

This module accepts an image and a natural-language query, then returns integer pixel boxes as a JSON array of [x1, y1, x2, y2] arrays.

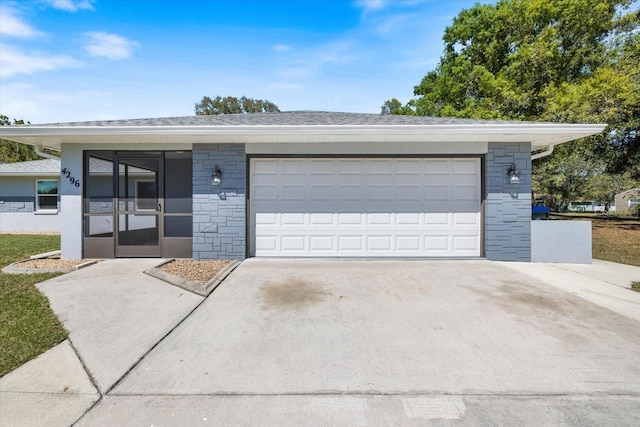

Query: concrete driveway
[[74, 259, 640, 426], [3, 259, 639, 426]]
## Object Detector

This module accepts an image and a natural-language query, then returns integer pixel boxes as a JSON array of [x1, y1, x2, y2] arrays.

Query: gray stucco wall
[[484, 142, 532, 261], [193, 144, 246, 260], [0, 176, 61, 232], [0, 176, 60, 212]]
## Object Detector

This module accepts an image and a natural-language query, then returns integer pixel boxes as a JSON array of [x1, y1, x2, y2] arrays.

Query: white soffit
[[0, 123, 607, 152]]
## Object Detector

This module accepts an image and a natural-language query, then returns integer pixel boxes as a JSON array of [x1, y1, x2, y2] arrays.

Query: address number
[[61, 167, 81, 188]]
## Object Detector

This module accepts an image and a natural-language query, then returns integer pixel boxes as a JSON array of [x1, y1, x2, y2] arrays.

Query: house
[[612, 189, 640, 214], [0, 158, 61, 233], [0, 111, 605, 261]]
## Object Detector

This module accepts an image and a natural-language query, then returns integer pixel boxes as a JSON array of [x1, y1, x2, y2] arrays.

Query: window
[[36, 180, 58, 211], [135, 179, 157, 210]]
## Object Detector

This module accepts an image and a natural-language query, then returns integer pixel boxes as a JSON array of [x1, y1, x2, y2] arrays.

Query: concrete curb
[[144, 259, 242, 296], [1, 259, 99, 275]]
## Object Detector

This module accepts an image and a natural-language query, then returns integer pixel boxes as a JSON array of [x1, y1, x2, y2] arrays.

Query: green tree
[[195, 96, 280, 115], [0, 115, 40, 163], [383, 0, 639, 205], [380, 98, 403, 115]]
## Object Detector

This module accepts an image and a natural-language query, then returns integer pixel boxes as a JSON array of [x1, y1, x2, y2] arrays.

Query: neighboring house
[[0, 158, 61, 233], [0, 111, 605, 261], [568, 201, 606, 213], [612, 189, 640, 214]]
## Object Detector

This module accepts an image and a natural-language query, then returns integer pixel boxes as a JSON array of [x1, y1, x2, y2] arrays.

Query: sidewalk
[[501, 259, 640, 322], [1, 259, 203, 427]]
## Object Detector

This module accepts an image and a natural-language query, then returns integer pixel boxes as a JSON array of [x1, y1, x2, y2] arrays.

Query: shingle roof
[[0, 158, 60, 175], [37, 111, 526, 127]]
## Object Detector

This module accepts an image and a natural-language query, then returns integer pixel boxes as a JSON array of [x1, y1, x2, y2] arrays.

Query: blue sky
[[1, 0, 487, 124]]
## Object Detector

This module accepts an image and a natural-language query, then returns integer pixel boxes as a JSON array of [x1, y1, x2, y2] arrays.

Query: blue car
[[532, 205, 551, 220]]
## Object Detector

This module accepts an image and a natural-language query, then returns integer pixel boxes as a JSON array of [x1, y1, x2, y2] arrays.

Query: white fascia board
[[0, 123, 607, 152], [0, 172, 59, 177]]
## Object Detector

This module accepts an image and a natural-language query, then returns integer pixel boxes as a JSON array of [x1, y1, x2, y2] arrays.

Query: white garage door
[[250, 158, 481, 257]]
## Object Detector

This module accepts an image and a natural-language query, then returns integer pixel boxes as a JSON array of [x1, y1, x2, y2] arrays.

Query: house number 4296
[[61, 168, 81, 188]]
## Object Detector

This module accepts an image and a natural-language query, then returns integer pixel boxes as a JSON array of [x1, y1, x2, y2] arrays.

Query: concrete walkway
[[1, 259, 203, 427], [1, 258, 639, 426]]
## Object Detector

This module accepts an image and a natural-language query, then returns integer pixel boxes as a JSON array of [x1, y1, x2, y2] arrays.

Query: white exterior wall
[[531, 220, 592, 264], [0, 212, 60, 233], [60, 143, 83, 259]]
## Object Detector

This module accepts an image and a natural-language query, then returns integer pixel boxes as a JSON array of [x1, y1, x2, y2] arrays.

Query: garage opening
[[249, 157, 481, 257]]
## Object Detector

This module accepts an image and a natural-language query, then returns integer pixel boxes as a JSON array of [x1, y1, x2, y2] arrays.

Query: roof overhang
[[0, 123, 606, 152], [0, 172, 59, 177]]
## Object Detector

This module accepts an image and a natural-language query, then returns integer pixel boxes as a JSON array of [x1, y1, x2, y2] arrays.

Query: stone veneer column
[[192, 143, 246, 260], [484, 142, 532, 261]]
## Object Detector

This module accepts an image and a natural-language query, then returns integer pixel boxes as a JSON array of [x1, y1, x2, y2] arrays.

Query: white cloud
[[0, 4, 43, 38], [276, 40, 360, 80], [355, 0, 387, 11], [41, 0, 95, 12], [372, 13, 414, 36], [84, 31, 137, 60], [272, 44, 292, 52], [0, 43, 80, 78], [0, 82, 109, 123], [269, 82, 302, 90]]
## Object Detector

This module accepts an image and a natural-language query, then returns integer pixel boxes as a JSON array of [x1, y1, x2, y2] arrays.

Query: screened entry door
[[115, 155, 163, 257]]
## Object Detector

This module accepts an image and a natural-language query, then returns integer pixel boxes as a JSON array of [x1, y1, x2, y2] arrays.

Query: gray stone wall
[[0, 197, 35, 212], [0, 197, 61, 212], [192, 143, 246, 260], [484, 142, 532, 261]]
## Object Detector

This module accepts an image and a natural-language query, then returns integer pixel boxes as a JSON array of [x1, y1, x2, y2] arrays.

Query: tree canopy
[[382, 0, 639, 208], [0, 115, 41, 163], [195, 95, 280, 115]]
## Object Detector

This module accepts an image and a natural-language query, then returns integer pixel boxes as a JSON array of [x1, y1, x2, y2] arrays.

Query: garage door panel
[[310, 213, 334, 225], [338, 185, 364, 201], [338, 235, 364, 251], [281, 185, 306, 200], [252, 185, 278, 201], [453, 185, 480, 201], [453, 159, 480, 173], [424, 185, 449, 200], [425, 235, 450, 252], [397, 236, 421, 251], [453, 212, 480, 225], [338, 160, 365, 174], [255, 235, 277, 251], [251, 158, 481, 257], [367, 235, 393, 251], [309, 235, 335, 251], [252, 159, 278, 174], [338, 213, 364, 225], [281, 159, 307, 174], [309, 184, 334, 200], [366, 185, 393, 201], [308, 160, 335, 174], [396, 213, 421, 225], [453, 235, 479, 251], [367, 213, 392, 225], [425, 159, 450, 174], [281, 235, 306, 251], [281, 213, 306, 226], [395, 159, 422, 174]]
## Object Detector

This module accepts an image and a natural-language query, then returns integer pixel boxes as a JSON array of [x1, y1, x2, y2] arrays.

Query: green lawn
[[550, 214, 640, 267], [0, 234, 68, 377]]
